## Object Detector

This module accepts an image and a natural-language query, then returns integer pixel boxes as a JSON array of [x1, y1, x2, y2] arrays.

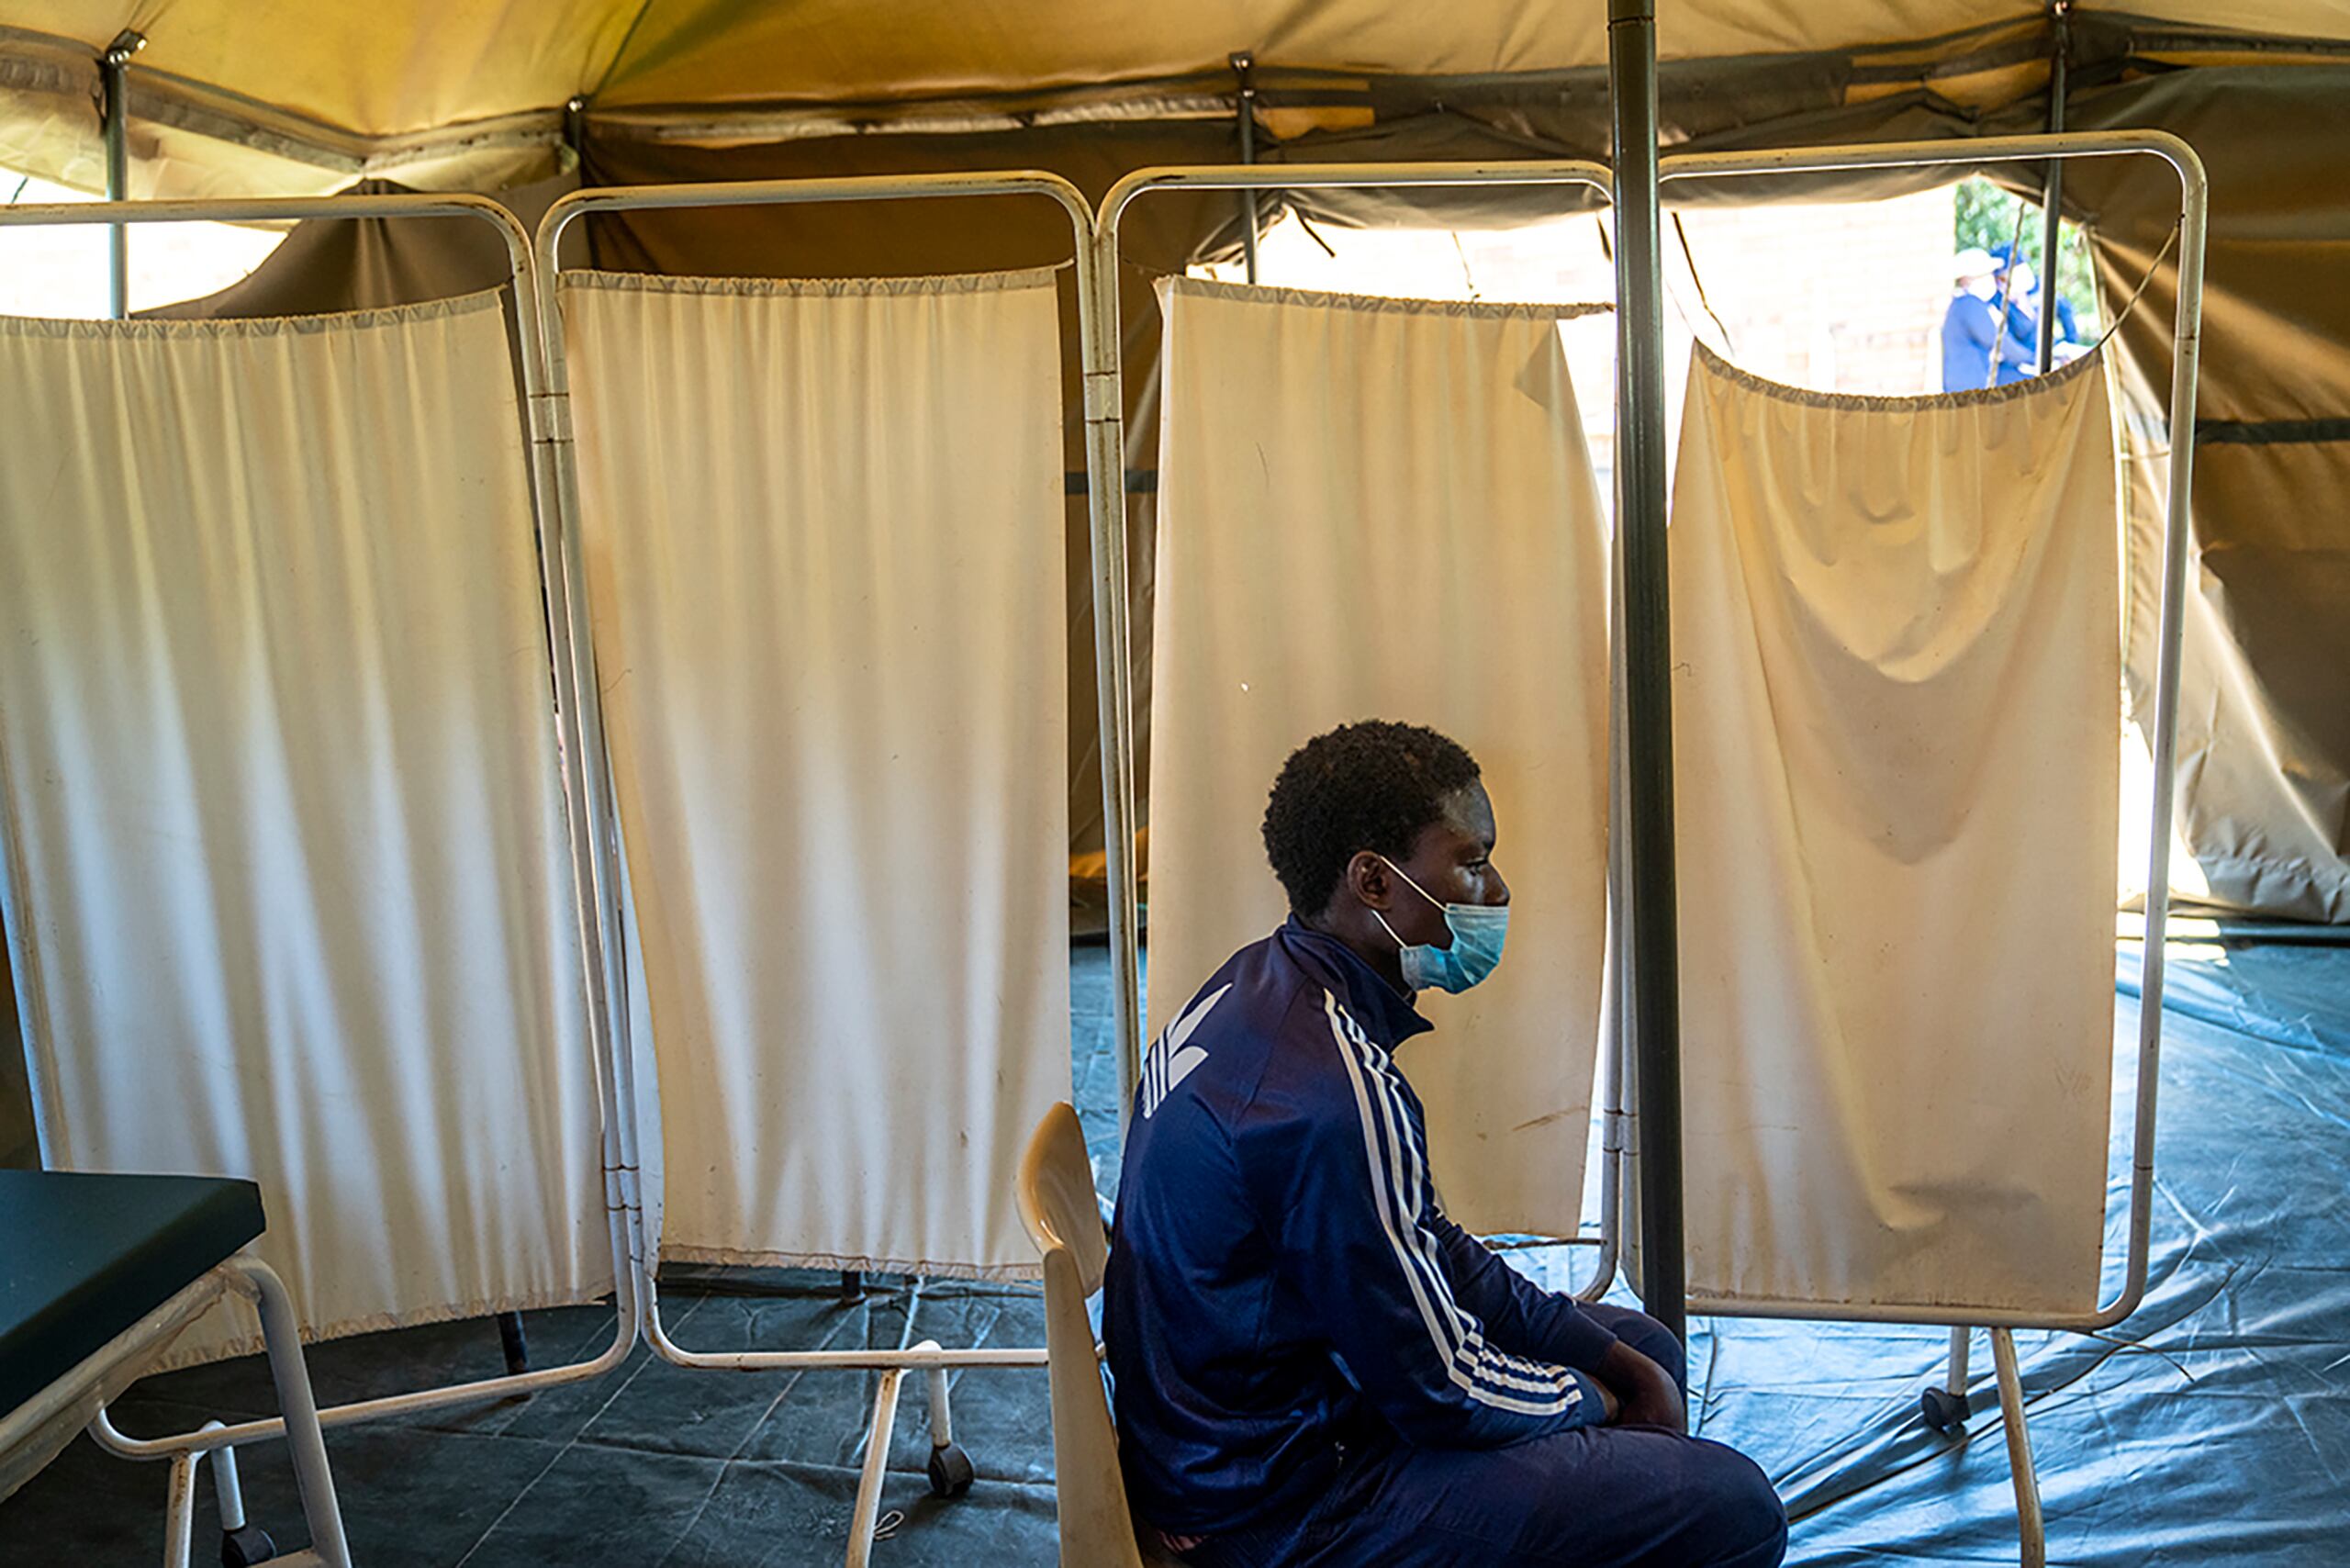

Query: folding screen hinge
[[530, 390, 574, 444], [1082, 370, 1122, 423]]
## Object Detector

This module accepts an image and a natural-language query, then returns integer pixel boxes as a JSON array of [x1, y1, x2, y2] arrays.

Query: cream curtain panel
[[559, 268, 1071, 1280], [1669, 344, 2121, 1317], [0, 294, 611, 1363], [1146, 278, 1613, 1239]]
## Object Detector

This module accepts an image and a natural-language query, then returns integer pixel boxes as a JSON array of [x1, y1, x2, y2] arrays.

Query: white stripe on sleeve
[[1322, 992, 1578, 1417]]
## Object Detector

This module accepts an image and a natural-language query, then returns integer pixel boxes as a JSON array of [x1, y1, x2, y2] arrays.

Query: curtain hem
[[1693, 333, 2104, 410], [1161, 274, 1612, 321], [559, 266, 1059, 298], [658, 1240, 1044, 1283], [0, 287, 509, 339]]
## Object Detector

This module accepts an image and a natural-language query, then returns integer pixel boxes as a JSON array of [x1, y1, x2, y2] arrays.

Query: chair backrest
[[1018, 1102, 1148, 1568]]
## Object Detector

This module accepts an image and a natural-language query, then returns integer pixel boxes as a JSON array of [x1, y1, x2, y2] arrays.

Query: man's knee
[[1688, 1447, 1787, 1568]]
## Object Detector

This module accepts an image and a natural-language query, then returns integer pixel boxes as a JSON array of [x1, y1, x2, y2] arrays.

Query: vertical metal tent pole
[[1608, 0, 1689, 1350], [1231, 52, 1260, 283], [100, 30, 143, 319], [2037, 3, 2071, 375]]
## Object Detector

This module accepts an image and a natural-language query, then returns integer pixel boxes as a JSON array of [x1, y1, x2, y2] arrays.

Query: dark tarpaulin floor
[[4, 941, 2345, 1566]]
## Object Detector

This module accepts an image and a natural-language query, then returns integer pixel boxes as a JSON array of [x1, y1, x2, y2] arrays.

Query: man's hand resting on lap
[[1597, 1338, 1685, 1432]]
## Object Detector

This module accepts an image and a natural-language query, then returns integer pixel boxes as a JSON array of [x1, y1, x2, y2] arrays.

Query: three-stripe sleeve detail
[[1320, 991, 1579, 1417]]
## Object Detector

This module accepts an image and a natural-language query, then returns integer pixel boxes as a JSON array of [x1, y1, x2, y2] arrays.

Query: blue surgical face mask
[[1369, 857, 1509, 994]]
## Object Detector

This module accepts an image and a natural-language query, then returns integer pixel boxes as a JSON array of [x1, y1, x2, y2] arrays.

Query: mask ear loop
[[1372, 855, 1444, 914]]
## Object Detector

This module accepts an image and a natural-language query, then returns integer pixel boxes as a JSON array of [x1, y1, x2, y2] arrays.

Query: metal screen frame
[[1651, 129, 2206, 1568], [1097, 137, 2202, 1568], [531, 172, 1122, 1568], [1656, 129, 2207, 1338], [0, 194, 643, 1463], [1095, 160, 1627, 1301]]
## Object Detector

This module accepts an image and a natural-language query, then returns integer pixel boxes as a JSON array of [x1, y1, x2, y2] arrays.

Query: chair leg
[[845, 1359, 915, 1568], [228, 1256, 354, 1568], [1990, 1327, 2046, 1568]]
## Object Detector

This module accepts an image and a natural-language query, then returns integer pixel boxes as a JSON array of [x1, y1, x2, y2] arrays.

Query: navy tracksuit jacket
[[1104, 919, 1786, 1567]]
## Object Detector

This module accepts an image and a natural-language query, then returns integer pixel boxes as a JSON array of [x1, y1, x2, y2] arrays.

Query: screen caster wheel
[[1919, 1386, 1973, 1434], [221, 1524, 278, 1566], [926, 1441, 976, 1499]]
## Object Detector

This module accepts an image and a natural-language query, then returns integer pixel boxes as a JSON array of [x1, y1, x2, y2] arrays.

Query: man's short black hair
[[1261, 720, 1483, 916]]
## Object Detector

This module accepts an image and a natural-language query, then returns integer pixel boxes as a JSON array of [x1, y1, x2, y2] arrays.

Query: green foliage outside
[[1954, 175, 2098, 327]]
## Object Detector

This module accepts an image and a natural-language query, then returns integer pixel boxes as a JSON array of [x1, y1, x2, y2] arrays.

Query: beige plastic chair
[[1017, 1102, 1184, 1567]]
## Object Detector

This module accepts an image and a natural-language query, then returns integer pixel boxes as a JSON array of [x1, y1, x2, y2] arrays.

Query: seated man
[[1104, 720, 1785, 1568]]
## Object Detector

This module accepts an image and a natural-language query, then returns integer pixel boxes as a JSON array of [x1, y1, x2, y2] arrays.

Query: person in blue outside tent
[[1942, 245, 2034, 391], [1991, 242, 2083, 370], [1102, 719, 1787, 1567]]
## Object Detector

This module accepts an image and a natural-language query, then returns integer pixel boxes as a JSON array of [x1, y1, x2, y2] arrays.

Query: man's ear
[[1345, 850, 1394, 913]]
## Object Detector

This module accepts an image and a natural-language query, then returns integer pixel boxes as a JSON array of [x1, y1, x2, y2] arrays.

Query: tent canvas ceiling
[[6, 3, 2350, 196]]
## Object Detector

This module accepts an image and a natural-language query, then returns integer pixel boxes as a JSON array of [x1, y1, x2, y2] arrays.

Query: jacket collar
[[1277, 915, 1434, 1048]]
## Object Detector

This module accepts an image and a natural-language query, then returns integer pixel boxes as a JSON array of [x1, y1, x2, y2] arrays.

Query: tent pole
[[100, 30, 143, 319], [2037, 3, 2070, 374], [1231, 52, 1259, 283], [1607, 0, 1686, 1350], [563, 95, 588, 174]]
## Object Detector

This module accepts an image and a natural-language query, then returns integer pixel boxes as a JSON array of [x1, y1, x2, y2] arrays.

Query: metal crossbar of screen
[[1092, 159, 1628, 1304], [0, 195, 643, 1480], [530, 171, 1131, 1568]]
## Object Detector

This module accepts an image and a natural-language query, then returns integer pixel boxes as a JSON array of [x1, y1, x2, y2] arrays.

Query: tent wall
[[2061, 67, 2350, 922], [140, 174, 582, 321]]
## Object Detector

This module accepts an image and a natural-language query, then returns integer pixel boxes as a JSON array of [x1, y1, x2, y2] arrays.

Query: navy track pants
[[1182, 1304, 1787, 1568]]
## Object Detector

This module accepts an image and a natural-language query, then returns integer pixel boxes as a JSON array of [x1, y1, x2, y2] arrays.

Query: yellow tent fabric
[[6, 3, 2349, 197]]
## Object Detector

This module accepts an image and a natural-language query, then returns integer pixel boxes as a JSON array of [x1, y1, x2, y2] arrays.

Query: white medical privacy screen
[[0, 295, 611, 1362], [1670, 343, 2121, 1317], [560, 268, 1071, 1279], [1147, 278, 1613, 1239]]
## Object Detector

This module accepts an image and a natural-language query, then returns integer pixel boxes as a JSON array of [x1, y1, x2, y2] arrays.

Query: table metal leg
[[228, 1257, 354, 1568]]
